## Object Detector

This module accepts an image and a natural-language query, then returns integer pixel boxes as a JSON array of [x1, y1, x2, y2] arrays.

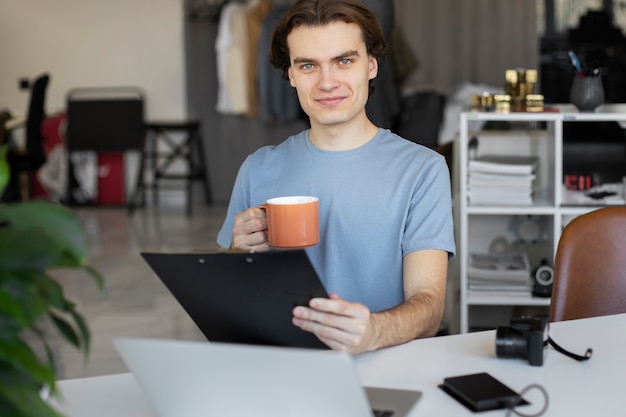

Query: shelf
[[457, 107, 626, 333], [464, 104, 626, 123], [463, 111, 562, 122], [466, 188, 555, 214], [561, 183, 625, 207], [559, 206, 616, 216], [466, 293, 551, 306]]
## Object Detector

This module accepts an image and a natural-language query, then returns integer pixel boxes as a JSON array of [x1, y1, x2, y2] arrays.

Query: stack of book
[[468, 155, 539, 206], [468, 252, 532, 296]]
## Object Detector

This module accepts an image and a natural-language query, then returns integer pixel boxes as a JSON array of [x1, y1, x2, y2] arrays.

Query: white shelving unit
[[458, 105, 626, 333]]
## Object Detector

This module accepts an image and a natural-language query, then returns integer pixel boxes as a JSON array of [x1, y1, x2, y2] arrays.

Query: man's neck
[[308, 119, 379, 151]]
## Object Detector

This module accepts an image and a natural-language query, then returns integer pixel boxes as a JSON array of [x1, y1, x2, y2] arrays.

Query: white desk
[[55, 314, 626, 416]]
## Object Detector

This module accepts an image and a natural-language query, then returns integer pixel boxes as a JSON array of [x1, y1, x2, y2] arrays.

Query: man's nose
[[317, 67, 340, 90]]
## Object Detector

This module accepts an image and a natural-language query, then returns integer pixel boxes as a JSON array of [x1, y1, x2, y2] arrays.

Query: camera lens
[[495, 327, 527, 359], [535, 265, 553, 286]]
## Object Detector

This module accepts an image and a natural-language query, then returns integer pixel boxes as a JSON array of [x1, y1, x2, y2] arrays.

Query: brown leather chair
[[550, 206, 626, 322]]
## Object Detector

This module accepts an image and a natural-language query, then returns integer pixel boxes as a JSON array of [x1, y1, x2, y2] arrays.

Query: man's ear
[[368, 56, 379, 80], [288, 67, 296, 87]]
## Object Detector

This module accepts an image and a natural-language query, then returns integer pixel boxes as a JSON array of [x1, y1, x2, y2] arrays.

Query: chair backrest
[[550, 206, 626, 322], [25, 73, 50, 170], [0, 110, 11, 145], [65, 87, 145, 152]]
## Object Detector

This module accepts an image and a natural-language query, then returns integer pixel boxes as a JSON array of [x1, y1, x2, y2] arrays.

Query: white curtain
[[394, 0, 538, 96]]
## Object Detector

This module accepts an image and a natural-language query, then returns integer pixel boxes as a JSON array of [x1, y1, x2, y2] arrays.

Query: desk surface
[[54, 314, 625, 416]]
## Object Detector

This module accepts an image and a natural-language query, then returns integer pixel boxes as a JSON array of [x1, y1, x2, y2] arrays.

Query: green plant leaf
[[41, 341, 58, 395], [0, 286, 29, 327], [48, 311, 81, 350], [0, 340, 55, 385], [0, 145, 8, 197], [0, 271, 50, 329], [0, 226, 63, 271], [0, 314, 22, 339], [26, 325, 59, 396], [28, 271, 92, 356], [30, 272, 67, 311], [0, 383, 65, 417], [0, 400, 23, 417], [0, 361, 41, 391], [0, 200, 88, 268], [0, 182, 104, 416], [84, 264, 106, 292], [67, 307, 91, 355]]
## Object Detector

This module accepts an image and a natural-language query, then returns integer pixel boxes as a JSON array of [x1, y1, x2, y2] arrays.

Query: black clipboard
[[141, 250, 329, 349]]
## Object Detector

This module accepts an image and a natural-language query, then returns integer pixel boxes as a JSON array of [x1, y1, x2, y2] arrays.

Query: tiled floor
[[47, 204, 229, 380]]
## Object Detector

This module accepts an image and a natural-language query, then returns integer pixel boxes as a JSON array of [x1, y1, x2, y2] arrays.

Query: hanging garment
[[216, 2, 249, 115], [257, 4, 301, 125]]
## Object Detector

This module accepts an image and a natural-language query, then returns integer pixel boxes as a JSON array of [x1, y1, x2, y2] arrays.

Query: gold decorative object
[[494, 94, 511, 113], [504, 68, 541, 112], [471, 68, 543, 112], [472, 92, 494, 111], [525, 94, 544, 112]]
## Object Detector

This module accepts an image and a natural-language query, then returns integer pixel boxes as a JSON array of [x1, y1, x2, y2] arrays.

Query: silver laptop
[[114, 337, 422, 417]]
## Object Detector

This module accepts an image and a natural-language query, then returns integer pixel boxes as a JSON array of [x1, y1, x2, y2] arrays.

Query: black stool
[[129, 120, 212, 215]]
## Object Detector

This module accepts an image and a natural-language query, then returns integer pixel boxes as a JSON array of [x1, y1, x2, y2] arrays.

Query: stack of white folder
[[468, 252, 532, 296], [468, 155, 539, 206]]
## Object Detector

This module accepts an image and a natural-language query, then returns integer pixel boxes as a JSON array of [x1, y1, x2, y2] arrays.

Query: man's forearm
[[362, 249, 450, 352], [367, 293, 445, 352]]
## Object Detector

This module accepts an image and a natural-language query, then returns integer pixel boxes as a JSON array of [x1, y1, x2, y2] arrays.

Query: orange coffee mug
[[259, 196, 319, 249]]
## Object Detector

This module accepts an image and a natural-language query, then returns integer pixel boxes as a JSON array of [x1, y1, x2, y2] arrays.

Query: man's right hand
[[231, 207, 269, 252]]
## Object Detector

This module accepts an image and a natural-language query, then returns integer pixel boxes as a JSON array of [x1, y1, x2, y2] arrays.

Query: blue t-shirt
[[217, 128, 456, 312]]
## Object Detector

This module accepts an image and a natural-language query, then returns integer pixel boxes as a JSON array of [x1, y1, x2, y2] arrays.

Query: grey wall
[[0, 0, 187, 120]]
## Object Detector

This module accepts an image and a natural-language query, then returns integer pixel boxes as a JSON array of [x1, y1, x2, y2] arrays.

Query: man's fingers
[[293, 304, 367, 335], [233, 230, 267, 249], [232, 208, 268, 250], [292, 314, 362, 350], [309, 297, 369, 320]]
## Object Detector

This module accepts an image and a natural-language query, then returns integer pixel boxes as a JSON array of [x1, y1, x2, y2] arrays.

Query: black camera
[[531, 259, 553, 298], [495, 316, 548, 366]]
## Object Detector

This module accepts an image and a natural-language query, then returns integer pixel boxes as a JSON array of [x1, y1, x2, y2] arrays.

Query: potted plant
[[0, 145, 103, 417]]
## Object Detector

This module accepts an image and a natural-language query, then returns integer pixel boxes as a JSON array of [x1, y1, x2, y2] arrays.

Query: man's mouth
[[316, 96, 345, 106]]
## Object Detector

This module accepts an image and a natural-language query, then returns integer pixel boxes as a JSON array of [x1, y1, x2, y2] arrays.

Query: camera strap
[[545, 336, 593, 362]]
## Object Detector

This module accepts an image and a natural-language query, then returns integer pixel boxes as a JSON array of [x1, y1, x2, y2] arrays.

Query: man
[[217, 0, 455, 354]]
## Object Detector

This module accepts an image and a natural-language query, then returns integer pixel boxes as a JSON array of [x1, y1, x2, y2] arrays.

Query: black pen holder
[[570, 76, 604, 112]]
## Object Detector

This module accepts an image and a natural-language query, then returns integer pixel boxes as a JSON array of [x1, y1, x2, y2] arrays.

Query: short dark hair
[[269, 0, 387, 80]]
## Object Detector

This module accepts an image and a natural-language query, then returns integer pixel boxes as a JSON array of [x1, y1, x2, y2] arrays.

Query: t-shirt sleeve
[[402, 153, 456, 259], [216, 156, 254, 248]]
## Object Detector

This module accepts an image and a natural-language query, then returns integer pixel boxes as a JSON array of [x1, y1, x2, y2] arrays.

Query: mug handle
[[256, 204, 268, 230]]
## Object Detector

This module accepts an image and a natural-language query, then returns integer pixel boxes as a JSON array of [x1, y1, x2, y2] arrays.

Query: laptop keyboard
[[372, 409, 395, 417]]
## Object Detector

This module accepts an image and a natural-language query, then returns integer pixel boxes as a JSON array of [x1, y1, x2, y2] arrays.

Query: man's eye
[[339, 59, 351, 65], [301, 64, 314, 70]]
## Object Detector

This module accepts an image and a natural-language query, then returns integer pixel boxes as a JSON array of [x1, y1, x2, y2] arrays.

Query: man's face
[[287, 21, 378, 129]]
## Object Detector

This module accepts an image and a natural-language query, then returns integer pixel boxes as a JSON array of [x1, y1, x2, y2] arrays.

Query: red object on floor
[[97, 152, 126, 205]]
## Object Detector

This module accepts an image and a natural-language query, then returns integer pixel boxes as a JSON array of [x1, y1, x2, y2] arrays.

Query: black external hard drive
[[439, 372, 529, 412]]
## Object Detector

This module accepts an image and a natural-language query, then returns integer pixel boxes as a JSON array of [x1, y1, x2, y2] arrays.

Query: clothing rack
[[188, 0, 228, 22], [187, 0, 293, 22]]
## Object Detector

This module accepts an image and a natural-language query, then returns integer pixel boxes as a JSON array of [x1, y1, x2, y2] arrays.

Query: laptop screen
[[114, 337, 422, 417]]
